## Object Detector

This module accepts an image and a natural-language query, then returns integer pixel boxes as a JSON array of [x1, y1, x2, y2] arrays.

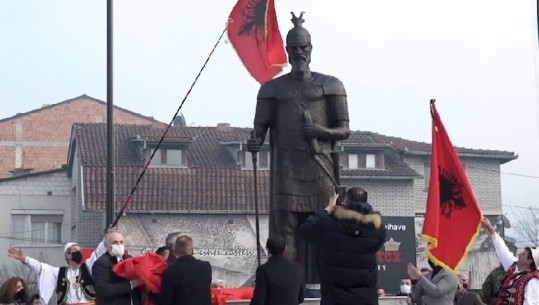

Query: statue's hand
[[247, 137, 261, 153], [302, 123, 327, 139]]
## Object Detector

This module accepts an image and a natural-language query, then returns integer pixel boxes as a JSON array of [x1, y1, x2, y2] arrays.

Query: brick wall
[[0, 96, 162, 178], [0, 170, 70, 196], [71, 159, 106, 247], [76, 209, 106, 248], [340, 178, 416, 216], [406, 155, 503, 214]]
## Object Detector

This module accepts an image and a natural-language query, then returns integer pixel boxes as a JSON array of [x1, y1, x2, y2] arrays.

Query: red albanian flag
[[211, 288, 254, 305], [113, 253, 168, 305], [422, 99, 483, 272], [227, 0, 287, 84]]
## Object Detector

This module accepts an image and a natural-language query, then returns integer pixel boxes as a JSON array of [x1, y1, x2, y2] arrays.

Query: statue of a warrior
[[248, 12, 350, 283]]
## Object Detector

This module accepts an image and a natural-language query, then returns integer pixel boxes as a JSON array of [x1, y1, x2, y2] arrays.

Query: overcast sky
[[1, 0, 538, 212]]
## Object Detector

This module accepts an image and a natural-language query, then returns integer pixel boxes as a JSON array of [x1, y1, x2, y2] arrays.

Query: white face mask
[[400, 285, 411, 294], [111, 244, 125, 258]]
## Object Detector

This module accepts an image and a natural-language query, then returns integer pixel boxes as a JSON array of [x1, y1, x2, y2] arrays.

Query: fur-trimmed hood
[[332, 206, 383, 229]]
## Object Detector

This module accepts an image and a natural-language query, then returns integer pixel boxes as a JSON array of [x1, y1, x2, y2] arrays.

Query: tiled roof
[[84, 166, 270, 211], [72, 124, 514, 211], [345, 131, 516, 159], [0, 167, 66, 182], [0, 94, 162, 124]]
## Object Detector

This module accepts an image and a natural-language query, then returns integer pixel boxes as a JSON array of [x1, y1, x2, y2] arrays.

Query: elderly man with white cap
[[7, 229, 111, 305], [481, 217, 539, 305]]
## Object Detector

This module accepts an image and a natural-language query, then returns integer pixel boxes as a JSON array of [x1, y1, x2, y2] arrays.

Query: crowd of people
[[0, 187, 538, 305]]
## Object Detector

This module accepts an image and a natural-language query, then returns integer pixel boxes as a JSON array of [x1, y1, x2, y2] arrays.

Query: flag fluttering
[[422, 99, 483, 272], [227, 0, 287, 84]]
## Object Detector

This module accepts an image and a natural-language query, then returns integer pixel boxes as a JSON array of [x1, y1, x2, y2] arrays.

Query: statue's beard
[[290, 58, 310, 73]]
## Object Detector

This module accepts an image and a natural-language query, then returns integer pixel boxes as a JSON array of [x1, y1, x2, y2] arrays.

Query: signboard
[[377, 216, 416, 294]]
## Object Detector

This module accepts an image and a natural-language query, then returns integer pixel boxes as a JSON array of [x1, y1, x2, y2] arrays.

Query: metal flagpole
[[105, 0, 115, 229], [249, 131, 262, 266]]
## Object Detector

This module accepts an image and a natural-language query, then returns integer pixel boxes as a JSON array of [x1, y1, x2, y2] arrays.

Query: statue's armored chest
[[274, 81, 324, 104], [273, 81, 327, 121]]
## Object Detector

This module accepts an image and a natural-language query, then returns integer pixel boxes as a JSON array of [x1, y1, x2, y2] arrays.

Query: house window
[[341, 152, 382, 169], [243, 151, 270, 169], [348, 154, 358, 169], [424, 162, 431, 189], [148, 148, 185, 167], [366, 154, 376, 169], [11, 214, 62, 245]]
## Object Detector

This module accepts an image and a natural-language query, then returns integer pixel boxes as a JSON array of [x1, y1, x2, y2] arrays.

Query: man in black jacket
[[92, 231, 143, 305], [250, 235, 305, 305], [160, 235, 212, 305], [300, 187, 386, 305]]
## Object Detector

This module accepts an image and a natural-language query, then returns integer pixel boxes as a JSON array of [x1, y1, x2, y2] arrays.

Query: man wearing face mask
[[92, 231, 143, 305], [396, 278, 420, 305], [8, 239, 106, 305], [454, 272, 484, 305]]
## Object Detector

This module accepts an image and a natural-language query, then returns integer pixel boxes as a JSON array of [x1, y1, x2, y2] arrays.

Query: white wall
[[0, 171, 71, 268]]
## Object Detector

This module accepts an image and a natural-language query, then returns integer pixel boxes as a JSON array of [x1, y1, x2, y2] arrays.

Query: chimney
[[216, 123, 230, 131], [173, 113, 187, 127]]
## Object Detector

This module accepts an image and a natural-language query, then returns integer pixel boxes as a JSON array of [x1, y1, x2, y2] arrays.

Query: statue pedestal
[[227, 296, 409, 305]]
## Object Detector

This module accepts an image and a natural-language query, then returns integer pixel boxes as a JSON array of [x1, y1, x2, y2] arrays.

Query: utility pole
[[106, 0, 115, 228]]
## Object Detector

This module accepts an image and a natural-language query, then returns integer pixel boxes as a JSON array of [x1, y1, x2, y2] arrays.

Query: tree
[[0, 260, 37, 293], [507, 206, 539, 246]]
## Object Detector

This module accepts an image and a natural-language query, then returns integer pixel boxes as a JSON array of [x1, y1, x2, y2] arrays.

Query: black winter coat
[[250, 255, 305, 305], [299, 205, 386, 305], [92, 252, 143, 305]]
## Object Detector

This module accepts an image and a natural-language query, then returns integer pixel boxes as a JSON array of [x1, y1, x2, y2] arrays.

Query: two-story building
[[62, 122, 515, 289]]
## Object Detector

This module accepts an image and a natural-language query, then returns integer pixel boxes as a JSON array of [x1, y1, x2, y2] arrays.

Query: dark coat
[[166, 253, 178, 266], [250, 255, 305, 305], [299, 205, 386, 305], [455, 288, 485, 305], [159, 255, 212, 305], [92, 252, 143, 305]]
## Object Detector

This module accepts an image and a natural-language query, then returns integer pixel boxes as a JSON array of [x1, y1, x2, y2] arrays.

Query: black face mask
[[462, 283, 468, 289], [71, 251, 83, 264], [16, 289, 25, 302]]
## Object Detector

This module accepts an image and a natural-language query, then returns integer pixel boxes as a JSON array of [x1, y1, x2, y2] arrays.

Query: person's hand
[[407, 263, 422, 280], [481, 217, 495, 236], [130, 279, 143, 289], [302, 123, 327, 139], [325, 194, 338, 213], [8, 247, 26, 262]]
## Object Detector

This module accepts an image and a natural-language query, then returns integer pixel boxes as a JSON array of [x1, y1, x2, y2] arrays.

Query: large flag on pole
[[227, 0, 287, 84], [422, 99, 483, 271]]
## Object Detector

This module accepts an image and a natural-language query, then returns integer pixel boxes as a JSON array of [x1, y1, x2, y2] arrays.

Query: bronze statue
[[248, 12, 350, 283]]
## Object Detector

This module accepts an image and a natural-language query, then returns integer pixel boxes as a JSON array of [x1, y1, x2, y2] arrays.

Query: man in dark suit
[[250, 235, 305, 305], [165, 231, 184, 266], [160, 235, 212, 305], [92, 231, 143, 305]]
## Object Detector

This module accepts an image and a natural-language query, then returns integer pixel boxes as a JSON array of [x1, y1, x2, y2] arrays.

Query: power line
[[465, 164, 539, 179], [504, 204, 539, 211]]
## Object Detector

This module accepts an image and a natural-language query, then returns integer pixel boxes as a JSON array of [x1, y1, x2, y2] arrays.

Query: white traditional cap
[[531, 247, 539, 268], [64, 242, 77, 254]]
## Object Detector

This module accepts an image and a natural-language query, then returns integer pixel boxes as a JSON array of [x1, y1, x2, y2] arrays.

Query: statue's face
[[286, 39, 312, 71]]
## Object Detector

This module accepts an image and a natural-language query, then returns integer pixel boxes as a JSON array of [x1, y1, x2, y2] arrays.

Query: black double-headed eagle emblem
[[439, 166, 466, 219]]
